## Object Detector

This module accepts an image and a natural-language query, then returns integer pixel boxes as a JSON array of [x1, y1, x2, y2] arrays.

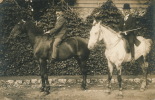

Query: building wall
[[73, 0, 149, 20], [75, 0, 149, 9]]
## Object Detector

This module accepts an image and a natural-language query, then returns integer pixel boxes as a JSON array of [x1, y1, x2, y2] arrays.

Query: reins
[[99, 25, 122, 50]]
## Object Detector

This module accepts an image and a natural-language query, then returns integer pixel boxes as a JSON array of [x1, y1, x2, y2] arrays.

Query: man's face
[[56, 11, 63, 17], [123, 9, 130, 16]]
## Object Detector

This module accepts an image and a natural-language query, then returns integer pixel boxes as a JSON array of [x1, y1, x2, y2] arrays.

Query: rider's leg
[[128, 34, 135, 63], [51, 38, 61, 61]]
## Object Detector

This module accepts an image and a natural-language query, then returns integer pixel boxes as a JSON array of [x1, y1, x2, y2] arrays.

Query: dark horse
[[10, 19, 90, 95]]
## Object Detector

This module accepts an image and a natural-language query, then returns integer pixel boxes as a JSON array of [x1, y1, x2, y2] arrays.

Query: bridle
[[92, 21, 102, 43], [97, 23, 122, 50], [97, 25, 102, 43]]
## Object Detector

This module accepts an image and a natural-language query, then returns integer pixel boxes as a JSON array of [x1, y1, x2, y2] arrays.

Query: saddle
[[122, 37, 141, 53], [123, 39, 130, 53], [134, 38, 141, 46], [50, 37, 65, 47]]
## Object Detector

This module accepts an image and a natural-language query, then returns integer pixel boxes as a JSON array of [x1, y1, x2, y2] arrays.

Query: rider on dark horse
[[45, 7, 67, 63], [118, 3, 140, 64]]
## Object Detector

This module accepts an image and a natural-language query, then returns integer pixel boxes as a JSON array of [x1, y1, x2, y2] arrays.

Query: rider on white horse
[[117, 3, 141, 64], [88, 19, 152, 96]]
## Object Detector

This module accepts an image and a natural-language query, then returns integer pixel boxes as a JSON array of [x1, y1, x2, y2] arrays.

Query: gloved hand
[[120, 32, 125, 35], [44, 30, 50, 34], [118, 31, 123, 34], [119, 31, 127, 35]]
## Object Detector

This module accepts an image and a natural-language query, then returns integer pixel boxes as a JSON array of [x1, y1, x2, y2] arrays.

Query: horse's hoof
[[116, 91, 123, 99], [116, 95, 123, 99], [118, 91, 123, 96], [140, 82, 146, 92], [140, 88, 145, 92], [45, 86, 51, 91], [81, 86, 87, 90], [40, 87, 45, 92], [82, 87, 86, 90], [81, 84, 87, 90], [43, 91, 50, 96], [104, 89, 111, 94]]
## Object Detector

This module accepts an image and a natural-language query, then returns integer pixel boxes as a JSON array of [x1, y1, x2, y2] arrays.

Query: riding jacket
[[119, 15, 135, 34], [49, 15, 67, 39], [118, 14, 140, 46]]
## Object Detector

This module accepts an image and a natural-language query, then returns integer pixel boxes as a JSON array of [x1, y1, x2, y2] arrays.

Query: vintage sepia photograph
[[0, 0, 155, 100]]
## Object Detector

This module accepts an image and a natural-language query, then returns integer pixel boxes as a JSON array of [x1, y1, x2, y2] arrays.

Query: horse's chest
[[105, 50, 116, 60], [105, 48, 125, 63]]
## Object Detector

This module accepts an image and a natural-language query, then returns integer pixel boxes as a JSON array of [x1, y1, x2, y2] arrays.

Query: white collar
[[124, 14, 130, 21], [124, 14, 129, 17]]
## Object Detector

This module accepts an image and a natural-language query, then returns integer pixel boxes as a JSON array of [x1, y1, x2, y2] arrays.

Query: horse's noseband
[[96, 26, 102, 43]]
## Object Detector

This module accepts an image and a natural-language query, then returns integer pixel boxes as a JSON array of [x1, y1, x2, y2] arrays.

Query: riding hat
[[123, 3, 131, 9]]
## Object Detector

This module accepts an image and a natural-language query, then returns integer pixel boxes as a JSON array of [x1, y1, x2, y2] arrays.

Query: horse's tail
[[145, 39, 153, 54]]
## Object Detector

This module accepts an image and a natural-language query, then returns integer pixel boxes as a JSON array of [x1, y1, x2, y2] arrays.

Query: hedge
[[0, 0, 154, 76]]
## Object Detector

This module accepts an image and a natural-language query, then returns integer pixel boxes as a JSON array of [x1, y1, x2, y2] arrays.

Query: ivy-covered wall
[[0, 0, 154, 76]]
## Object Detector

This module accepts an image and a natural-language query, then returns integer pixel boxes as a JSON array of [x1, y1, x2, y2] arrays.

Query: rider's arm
[[123, 16, 136, 35], [45, 17, 66, 34]]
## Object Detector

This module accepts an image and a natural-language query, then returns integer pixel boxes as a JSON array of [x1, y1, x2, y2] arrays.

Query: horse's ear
[[93, 20, 97, 25]]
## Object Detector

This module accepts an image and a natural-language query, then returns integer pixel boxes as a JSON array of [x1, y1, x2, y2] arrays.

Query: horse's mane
[[25, 21, 44, 36], [101, 24, 117, 34]]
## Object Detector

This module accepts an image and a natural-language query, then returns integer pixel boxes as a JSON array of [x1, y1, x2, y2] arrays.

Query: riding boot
[[51, 48, 58, 63], [130, 44, 135, 64]]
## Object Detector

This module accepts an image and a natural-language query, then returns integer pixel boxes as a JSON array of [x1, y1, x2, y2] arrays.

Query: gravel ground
[[0, 82, 155, 100]]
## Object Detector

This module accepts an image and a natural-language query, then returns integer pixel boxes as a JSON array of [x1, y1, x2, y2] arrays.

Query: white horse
[[88, 20, 152, 96]]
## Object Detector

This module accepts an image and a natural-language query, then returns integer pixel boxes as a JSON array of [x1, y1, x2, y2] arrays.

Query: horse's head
[[88, 20, 103, 50], [10, 19, 44, 41], [9, 19, 26, 38]]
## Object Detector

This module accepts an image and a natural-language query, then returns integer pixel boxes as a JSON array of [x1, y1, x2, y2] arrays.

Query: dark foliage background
[[0, 0, 154, 76]]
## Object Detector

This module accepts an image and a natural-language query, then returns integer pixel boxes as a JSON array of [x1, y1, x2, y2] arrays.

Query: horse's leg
[[39, 59, 46, 92], [116, 65, 123, 97], [106, 61, 114, 94], [139, 56, 148, 91], [44, 65, 50, 94], [77, 59, 87, 89], [81, 61, 87, 89], [39, 59, 50, 94]]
